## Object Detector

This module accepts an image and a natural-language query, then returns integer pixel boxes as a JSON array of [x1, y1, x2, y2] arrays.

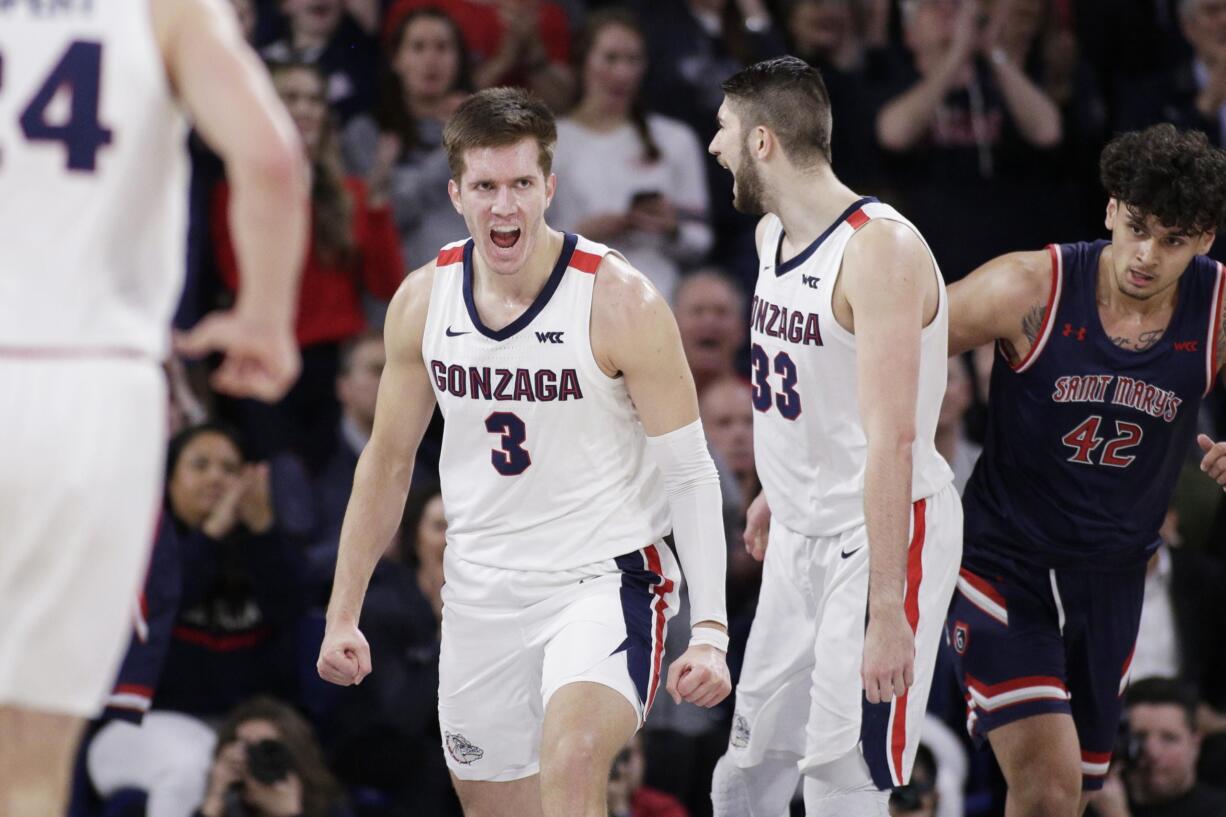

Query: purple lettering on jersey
[[447, 364, 467, 397], [494, 369, 514, 400], [513, 369, 535, 402], [1052, 374, 1114, 404], [432, 361, 584, 402], [750, 295, 823, 347], [470, 367, 492, 400]]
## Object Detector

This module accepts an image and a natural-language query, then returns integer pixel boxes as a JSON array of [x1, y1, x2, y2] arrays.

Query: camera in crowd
[[246, 738, 294, 785]]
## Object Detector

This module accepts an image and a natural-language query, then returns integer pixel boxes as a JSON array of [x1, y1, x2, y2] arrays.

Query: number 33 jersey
[[751, 199, 953, 538], [421, 233, 669, 571], [0, 5, 189, 357]]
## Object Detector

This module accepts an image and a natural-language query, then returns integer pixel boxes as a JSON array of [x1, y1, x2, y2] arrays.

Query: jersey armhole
[[1204, 261, 1225, 397], [1010, 244, 1064, 373]]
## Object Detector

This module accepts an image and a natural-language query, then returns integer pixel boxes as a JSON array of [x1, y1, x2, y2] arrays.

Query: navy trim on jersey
[[462, 232, 578, 341], [613, 551, 656, 706], [775, 196, 878, 276]]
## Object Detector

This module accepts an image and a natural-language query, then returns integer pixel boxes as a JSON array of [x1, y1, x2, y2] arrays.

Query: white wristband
[[690, 627, 730, 653]]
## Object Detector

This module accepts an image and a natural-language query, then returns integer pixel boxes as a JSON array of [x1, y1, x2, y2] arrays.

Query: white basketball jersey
[[0, 4, 189, 357], [752, 199, 953, 537], [421, 233, 670, 571]]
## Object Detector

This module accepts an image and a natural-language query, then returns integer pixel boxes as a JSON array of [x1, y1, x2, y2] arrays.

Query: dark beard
[[732, 147, 766, 215]]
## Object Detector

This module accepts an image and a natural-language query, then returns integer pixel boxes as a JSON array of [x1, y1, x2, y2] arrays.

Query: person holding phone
[[550, 8, 713, 301]]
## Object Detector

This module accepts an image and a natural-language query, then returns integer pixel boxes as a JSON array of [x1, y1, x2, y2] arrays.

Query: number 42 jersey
[[0, 5, 189, 357], [421, 234, 670, 572], [751, 199, 954, 538]]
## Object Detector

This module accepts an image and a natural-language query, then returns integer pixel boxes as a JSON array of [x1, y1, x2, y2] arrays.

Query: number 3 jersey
[[751, 198, 953, 538], [964, 240, 1226, 570], [421, 233, 669, 571], [0, 5, 189, 357]]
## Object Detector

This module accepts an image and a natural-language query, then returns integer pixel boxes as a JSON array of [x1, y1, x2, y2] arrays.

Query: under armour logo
[[535, 331, 564, 344], [1062, 324, 1086, 341], [1174, 340, 1199, 352]]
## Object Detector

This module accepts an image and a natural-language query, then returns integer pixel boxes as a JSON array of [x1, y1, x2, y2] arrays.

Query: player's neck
[[472, 227, 565, 303], [770, 167, 860, 250]]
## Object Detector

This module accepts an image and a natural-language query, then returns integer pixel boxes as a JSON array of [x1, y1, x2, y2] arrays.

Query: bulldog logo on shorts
[[445, 731, 485, 765], [731, 714, 751, 748], [953, 621, 969, 655]]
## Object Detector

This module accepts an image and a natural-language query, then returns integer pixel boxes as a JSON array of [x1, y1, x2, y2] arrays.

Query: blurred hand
[[1198, 434, 1226, 491], [574, 212, 632, 242], [743, 491, 771, 561], [175, 311, 300, 403], [946, 0, 982, 68], [244, 771, 304, 817], [202, 472, 247, 540], [861, 609, 915, 704], [366, 132, 401, 209], [200, 740, 247, 817], [666, 639, 732, 708], [628, 196, 679, 236], [237, 462, 275, 534], [317, 619, 372, 686], [1086, 765, 1132, 817]]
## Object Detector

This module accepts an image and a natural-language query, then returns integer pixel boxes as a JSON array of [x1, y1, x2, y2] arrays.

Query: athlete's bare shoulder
[[591, 253, 677, 376], [384, 261, 437, 358], [947, 249, 1054, 359]]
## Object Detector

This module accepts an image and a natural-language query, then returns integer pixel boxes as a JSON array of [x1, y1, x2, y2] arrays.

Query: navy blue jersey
[[964, 240, 1225, 569]]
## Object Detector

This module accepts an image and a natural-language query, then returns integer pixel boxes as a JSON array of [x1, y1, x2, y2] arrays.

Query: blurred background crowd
[[70, 0, 1226, 815]]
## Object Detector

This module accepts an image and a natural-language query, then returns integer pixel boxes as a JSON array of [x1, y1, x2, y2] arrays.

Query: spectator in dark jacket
[[84, 516, 199, 817]]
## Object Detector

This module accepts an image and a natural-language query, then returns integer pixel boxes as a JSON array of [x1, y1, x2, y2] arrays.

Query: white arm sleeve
[[645, 419, 728, 630]]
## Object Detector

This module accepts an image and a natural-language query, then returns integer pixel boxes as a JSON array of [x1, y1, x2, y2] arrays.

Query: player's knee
[[540, 726, 608, 789], [1008, 764, 1081, 817]]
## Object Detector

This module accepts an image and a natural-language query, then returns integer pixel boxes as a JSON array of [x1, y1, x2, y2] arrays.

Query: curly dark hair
[[1099, 124, 1226, 235]]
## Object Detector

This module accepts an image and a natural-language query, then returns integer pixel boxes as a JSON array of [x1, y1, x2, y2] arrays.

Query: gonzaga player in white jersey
[[707, 58, 961, 817], [0, 2, 305, 814], [318, 88, 731, 817]]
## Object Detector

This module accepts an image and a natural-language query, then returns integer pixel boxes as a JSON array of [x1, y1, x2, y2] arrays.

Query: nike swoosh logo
[[445, 326, 470, 337], [840, 546, 863, 559]]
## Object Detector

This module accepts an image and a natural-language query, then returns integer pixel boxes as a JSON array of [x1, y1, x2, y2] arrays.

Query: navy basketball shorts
[[946, 546, 1145, 790], [437, 541, 679, 782]]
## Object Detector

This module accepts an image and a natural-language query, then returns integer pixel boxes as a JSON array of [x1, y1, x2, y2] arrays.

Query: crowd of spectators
[[71, 1, 1226, 816]]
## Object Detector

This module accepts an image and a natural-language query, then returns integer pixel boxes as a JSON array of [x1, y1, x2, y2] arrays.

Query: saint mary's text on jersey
[[1051, 374, 1183, 423], [431, 360, 583, 402]]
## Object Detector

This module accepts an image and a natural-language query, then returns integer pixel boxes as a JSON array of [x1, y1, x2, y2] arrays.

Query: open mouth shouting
[[491, 225, 522, 249]]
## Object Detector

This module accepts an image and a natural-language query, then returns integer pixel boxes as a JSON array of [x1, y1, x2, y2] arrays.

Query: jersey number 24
[[0, 41, 113, 172]]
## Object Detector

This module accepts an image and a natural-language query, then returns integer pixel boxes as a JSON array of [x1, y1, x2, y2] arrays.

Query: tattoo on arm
[[1109, 329, 1164, 351], [1021, 303, 1047, 345], [1218, 300, 1226, 377]]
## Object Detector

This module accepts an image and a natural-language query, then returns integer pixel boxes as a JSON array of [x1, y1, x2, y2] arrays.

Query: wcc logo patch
[[535, 331, 565, 344], [952, 621, 970, 655], [445, 732, 485, 765], [730, 714, 751, 749]]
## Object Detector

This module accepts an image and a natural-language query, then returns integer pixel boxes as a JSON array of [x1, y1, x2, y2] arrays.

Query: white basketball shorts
[[438, 541, 680, 781], [0, 355, 166, 717], [725, 484, 961, 789]]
